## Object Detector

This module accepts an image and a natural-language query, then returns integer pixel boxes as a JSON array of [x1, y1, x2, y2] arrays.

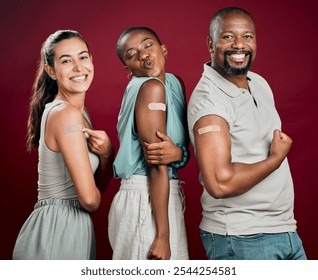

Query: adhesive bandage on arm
[[198, 125, 221, 135], [63, 124, 83, 134], [148, 102, 166, 111]]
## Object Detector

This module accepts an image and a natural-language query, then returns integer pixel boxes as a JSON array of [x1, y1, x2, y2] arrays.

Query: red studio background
[[1, 0, 317, 260]]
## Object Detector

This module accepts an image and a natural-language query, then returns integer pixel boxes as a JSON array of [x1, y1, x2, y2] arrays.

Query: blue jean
[[200, 230, 307, 260]]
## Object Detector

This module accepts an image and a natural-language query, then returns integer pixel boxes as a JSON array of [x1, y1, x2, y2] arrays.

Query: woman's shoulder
[[48, 101, 83, 124], [128, 76, 164, 94], [131, 76, 162, 86], [138, 79, 165, 100]]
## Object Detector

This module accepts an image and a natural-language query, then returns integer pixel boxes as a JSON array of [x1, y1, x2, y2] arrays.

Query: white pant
[[108, 175, 189, 260]]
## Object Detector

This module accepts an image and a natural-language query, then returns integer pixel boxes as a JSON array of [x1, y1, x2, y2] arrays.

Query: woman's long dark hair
[[26, 30, 89, 151]]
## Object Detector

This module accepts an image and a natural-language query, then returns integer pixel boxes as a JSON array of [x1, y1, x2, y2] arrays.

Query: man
[[187, 7, 307, 260]]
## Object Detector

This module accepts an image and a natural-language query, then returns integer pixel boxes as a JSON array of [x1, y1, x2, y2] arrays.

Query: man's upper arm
[[193, 114, 232, 192]]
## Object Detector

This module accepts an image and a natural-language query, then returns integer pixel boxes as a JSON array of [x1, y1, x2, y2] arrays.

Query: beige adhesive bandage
[[63, 124, 83, 134], [198, 125, 221, 135], [148, 102, 166, 111]]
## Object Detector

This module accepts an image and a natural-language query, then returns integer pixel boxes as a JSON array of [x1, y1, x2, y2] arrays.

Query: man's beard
[[223, 51, 253, 76]]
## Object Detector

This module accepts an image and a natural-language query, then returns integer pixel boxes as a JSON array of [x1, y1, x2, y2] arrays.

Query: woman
[[13, 30, 114, 259], [108, 26, 189, 260]]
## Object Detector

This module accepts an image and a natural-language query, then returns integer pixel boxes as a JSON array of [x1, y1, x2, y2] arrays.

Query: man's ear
[[206, 36, 214, 54], [161, 44, 168, 58], [44, 64, 57, 80]]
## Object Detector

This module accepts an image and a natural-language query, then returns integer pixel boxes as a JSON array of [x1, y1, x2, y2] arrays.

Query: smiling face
[[208, 12, 256, 78], [45, 37, 94, 95], [119, 30, 168, 82]]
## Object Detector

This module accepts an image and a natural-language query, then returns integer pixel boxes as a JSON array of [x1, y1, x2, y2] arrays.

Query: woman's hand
[[147, 236, 171, 260], [143, 131, 182, 165], [82, 128, 113, 159], [82, 128, 114, 193]]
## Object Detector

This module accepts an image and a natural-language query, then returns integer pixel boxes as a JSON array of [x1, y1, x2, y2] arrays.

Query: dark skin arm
[[143, 76, 188, 165], [143, 131, 183, 165], [135, 79, 171, 260], [193, 114, 293, 198]]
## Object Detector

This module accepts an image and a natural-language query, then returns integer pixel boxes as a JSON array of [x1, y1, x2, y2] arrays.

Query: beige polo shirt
[[187, 63, 296, 235]]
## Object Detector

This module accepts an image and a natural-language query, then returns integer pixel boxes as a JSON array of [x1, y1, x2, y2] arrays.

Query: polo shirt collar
[[203, 62, 251, 98]]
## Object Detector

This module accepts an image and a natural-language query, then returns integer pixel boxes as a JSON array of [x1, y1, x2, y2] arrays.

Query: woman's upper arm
[[51, 105, 99, 208], [135, 79, 167, 145]]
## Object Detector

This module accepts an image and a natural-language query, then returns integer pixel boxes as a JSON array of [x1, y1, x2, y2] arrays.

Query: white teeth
[[231, 54, 245, 59], [71, 75, 86, 81]]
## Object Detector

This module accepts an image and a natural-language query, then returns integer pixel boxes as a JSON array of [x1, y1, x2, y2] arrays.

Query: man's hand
[[269, 129, 292, 166]]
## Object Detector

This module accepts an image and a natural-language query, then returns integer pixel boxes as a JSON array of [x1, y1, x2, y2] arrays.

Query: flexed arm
[[194, 114, 292, 198]]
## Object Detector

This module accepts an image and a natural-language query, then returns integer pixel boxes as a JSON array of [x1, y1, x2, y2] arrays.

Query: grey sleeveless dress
[[13, 100, 99, 259]]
